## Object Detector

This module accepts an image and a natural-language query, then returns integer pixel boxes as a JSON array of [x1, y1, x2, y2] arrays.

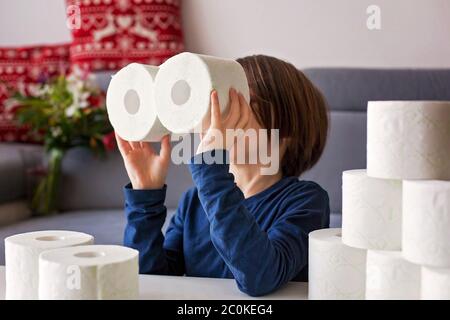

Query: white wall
[[1, 0, 449, 68], [0, 0, 71, 45], [182, 0, 450, 68]]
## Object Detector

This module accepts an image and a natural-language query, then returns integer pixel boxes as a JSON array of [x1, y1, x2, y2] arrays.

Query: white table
[[0, 266, 308, 300]]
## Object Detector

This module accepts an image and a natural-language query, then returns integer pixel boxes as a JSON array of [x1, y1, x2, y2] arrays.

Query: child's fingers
[[129, 141, 141, 150], [236, 93, 250, 130], [159, 135, 171, 162], [115, 132, 132, 155], [224, 88, 240, 128], [210, 90, 221, 128], [223, 88, 238, 122], [140, 141, 155, 154]]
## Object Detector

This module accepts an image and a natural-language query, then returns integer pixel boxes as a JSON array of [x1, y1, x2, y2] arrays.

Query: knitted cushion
[[66, 0, 184, 71]]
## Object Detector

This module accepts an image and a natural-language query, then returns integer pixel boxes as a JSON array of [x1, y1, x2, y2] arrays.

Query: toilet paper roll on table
[[39, 245, 139, 300], [106, 63, 170, 141], [342, 169, 402, 250], [403, 180, 450, 267], [5, 230, 94, 300], [155, 52, 250, 133], [366, 250, 420, 300], [308, 228, 367, 300], [367, 101, 450, 180], [421, 267, 450, 300]]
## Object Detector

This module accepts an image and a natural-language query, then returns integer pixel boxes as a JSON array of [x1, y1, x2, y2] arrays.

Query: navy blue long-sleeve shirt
[[124, 150, 330, 296]]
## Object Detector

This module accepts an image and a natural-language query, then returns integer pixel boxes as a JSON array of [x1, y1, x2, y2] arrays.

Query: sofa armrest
[[0, 143, 43, 204], [0, 200, 31, 227]]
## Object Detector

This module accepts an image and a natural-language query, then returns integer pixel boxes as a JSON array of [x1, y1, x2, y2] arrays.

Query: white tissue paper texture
[[155, 52, 250, 133], [5, 230, 94, 300], [38, 245, 139, 300], [367, 101, 450, 180], [342, 170, 402, 250], [366, 250, 420, 300], [403, 180, 450, 267], [308, 228, 367, 300], [421, 267, 450, 300], [106, 63, 170, 141]]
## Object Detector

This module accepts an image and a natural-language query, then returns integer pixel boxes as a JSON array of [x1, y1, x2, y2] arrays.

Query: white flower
[[66, 90, 90, 117], [64, 67, 100, 117], [65, 104, 77, 117], [27, 84, 42, 97], [68, 66, 97, 89], [82, 91, 90, 106], [67, 76, 84, 92], [39, 84, 51, 95], [51, 127, 63, 137], [3, 98, 19, 111]]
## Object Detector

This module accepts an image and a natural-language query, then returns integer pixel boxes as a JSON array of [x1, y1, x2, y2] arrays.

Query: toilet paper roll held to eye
[[366, 250, 421, 300], [39, 245, 139, 300], [367, 101, 450, 180], [106, 63, 170, 142], [403, 180, 450, 268], [155, 52, 250, 134], [421, 267, 450, 300], [342, 169, 402, 250], [308, 228, 367, 300], [5, 230, 94, 300]]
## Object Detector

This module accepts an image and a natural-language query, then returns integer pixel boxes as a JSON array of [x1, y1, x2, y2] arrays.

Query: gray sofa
[[1, 68, 450, 265]]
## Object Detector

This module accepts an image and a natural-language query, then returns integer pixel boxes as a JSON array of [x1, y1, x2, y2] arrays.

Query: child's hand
[[116, 133, 171, 190], [197, 88, 250, 154]]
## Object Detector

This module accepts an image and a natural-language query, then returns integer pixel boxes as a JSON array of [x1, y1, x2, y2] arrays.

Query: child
[[116, 55, 330, 296]]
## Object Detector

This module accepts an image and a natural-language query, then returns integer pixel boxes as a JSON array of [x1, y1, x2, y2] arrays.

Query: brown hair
[[236, 55, 328, 177]]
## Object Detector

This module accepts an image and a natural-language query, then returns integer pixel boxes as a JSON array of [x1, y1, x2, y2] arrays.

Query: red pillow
[[66, 0, 184, 71], [0, 44, 71, 142]]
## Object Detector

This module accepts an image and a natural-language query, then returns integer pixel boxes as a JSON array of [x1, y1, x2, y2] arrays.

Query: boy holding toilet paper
[[117, 55, 330, 296]]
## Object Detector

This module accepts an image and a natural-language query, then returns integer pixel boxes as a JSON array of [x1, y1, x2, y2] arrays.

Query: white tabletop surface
[[0, 266, 308, 300]]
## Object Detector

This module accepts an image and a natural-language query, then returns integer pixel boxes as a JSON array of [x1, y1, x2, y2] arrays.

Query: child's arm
[[116, 133, 185, 275], [123, 185, 185, 275], [189, 151, 328, 296]]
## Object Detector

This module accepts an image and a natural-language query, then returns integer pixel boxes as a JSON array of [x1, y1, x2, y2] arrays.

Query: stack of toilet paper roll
[[309, 101, 450, 300], [4, 230, 138, 300], [106, 52, 250, 140]]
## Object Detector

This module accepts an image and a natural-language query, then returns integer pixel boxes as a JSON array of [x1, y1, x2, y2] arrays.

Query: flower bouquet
[[12, 68, 114, 215]]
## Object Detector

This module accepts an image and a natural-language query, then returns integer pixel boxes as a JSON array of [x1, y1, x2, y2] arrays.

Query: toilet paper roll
[[421, 267, 450, 300], [308, 228, 367, 300], [342, 169, 402, 250], [366, 250, 420, 300], [367, 101, 450, 180], [106, 63, 170, 141], [403, 180, 450, 267], [155, 52, 250, 133], [39, 245, 139, 300], [5, 230, 94, 300]]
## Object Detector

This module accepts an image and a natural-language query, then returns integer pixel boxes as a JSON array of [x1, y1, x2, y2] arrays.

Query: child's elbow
[[236, 279, 277, 297]]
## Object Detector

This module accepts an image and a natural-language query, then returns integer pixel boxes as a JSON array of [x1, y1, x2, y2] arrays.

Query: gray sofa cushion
[[304, 68, 450, 111]]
